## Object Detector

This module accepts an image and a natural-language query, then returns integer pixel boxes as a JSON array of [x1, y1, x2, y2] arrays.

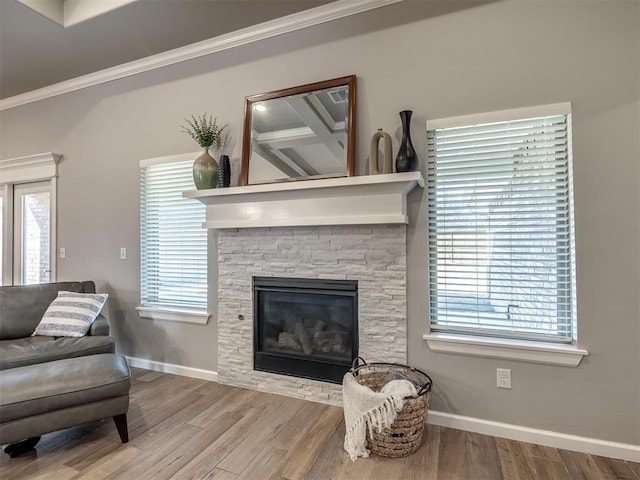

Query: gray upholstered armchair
[[0, 281, 130, 457]]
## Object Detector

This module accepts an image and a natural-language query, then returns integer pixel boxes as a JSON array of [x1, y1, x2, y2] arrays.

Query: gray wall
[[1, 1, 638, 445]]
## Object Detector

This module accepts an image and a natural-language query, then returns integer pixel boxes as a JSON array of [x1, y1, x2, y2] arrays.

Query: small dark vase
[[395, 110, 419, 173], [217, 155, 231, 188]]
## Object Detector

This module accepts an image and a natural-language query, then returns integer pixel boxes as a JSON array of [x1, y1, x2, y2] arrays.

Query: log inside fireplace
[[253, 276, 358, 383]]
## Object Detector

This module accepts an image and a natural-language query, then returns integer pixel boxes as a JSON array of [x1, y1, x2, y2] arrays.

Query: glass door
[[13, 182, 53, 285]]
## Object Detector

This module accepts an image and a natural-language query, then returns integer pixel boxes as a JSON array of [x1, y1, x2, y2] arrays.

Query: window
[[138, 154, 209, 324], [426, 104, 577, 346]]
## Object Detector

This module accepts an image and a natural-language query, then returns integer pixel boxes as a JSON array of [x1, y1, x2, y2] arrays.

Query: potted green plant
[[181, 114, 228, 190]]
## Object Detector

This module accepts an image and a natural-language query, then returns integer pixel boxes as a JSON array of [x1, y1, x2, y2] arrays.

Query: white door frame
[[0, 184, 13, 285], [0, 152, 59, 285]]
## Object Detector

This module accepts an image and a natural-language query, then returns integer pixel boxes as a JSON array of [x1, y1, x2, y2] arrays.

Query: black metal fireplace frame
[[253, 276, 358, 384]]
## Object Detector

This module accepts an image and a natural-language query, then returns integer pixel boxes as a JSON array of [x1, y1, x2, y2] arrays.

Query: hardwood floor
[[2, 368, 638, 480]]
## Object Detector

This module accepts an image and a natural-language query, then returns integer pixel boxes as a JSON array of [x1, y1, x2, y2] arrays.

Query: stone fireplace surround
[[217, 224, 406, 404], [186, 172, 423, 405]]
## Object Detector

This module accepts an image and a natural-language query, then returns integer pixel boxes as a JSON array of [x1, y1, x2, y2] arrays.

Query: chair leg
[[113, 414, 129, 443], [3, 436, 41, 457]]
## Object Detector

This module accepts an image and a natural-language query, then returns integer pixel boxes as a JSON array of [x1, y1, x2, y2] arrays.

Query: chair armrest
[[88, 313, 110, 336]]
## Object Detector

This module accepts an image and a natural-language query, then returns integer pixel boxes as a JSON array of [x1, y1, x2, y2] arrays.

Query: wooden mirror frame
[[240, 75, 357, 186]]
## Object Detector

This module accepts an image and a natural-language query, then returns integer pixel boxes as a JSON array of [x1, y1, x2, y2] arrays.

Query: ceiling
[[0, 0, 334, 100]]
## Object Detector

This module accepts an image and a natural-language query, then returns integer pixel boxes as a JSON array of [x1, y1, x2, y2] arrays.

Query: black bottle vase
[[395, 110, 419, 173], [217, 155, 231, 188]]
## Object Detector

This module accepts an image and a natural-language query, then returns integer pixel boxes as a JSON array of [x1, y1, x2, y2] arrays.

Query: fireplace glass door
[[253, 277, 358, 383]]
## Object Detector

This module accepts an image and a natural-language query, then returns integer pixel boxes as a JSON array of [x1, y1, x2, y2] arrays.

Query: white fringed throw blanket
[[342, 372, 417, 460]]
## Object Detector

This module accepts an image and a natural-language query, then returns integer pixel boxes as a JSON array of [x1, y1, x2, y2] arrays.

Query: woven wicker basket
[[350, 358, 432, 458]]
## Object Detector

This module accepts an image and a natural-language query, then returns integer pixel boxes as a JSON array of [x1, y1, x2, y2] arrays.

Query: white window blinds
[[140, 160, 207, 310], [427, 109, 576, 343]]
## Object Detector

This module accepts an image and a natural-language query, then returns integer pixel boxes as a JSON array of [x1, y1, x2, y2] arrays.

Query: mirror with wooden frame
[[241, 75, 356, 186]]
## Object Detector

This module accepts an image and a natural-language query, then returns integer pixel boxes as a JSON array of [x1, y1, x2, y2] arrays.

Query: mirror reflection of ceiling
[[249, 87, 348, 184], [0, 0, 334, 99]]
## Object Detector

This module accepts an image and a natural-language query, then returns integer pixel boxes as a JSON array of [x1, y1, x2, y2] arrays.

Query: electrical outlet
[[497, 368, 512, 389], [120, 247, 127, 260], [60, 247, 66, 259]]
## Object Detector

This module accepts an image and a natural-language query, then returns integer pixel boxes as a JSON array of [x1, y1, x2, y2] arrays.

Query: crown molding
[[0, 0, 403, 112]]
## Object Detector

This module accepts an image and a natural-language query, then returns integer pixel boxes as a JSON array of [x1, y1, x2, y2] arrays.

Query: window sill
[[136, 306, 211, 325], [423, 333, 588, 367]]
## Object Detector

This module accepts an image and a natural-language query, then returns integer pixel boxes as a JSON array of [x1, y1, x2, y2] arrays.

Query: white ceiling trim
[[0, 0, 403, 112]]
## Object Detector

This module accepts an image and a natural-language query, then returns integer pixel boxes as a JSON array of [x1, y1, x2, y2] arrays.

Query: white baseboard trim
[[121, 360, 639, 462], [125, 356, 218, 383], [428, 410, 640, 463]]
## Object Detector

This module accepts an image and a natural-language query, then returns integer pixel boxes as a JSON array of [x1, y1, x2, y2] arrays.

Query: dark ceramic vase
[[395, 110, 419, 173], [193, 148, 218, 190], [217, 155, 231, 188]]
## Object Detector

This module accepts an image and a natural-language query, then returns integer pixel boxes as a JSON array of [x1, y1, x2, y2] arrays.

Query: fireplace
[[253, 276, 358, 383]]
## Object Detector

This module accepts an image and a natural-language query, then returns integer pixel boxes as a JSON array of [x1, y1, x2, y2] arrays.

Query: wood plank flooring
[[2, 368, 638, 480]]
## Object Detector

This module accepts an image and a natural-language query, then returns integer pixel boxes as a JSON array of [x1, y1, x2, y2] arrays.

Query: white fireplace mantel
[[184, 172, 424, 229]]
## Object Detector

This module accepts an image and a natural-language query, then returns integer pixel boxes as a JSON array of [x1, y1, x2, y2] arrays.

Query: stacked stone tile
[[216, 224, 407, 405]]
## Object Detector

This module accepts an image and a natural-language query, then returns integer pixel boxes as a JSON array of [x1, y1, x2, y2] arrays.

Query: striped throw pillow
[[32, 291, 108, 337]]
